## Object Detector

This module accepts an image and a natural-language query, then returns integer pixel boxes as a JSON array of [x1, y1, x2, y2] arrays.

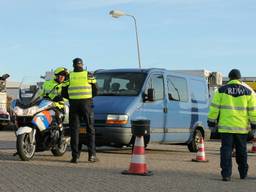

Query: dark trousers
[[220, 133, 248, 178], [69, 99, 95, 159]]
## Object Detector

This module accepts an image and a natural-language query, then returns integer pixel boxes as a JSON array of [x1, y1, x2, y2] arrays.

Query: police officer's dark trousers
[[69, 99, 95, 159], [220, 133, 248, 178]]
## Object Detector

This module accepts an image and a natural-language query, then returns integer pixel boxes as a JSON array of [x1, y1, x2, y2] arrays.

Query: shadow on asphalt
[[0, 151, 21, 161]]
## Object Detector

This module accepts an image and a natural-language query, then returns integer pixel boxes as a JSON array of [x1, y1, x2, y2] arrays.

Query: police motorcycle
[[11, 82, 69, 161]]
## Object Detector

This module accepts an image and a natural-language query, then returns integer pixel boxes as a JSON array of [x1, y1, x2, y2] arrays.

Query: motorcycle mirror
[[0, 74, 10, 81]]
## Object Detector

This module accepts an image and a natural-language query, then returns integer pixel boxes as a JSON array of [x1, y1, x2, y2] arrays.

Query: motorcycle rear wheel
[[17, 133, 36, 161], [51, 140, 68, 156]]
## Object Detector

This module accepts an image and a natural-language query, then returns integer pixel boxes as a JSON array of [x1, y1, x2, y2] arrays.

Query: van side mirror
[[143, 88, 155, 102], [148, 88, 155, 101]]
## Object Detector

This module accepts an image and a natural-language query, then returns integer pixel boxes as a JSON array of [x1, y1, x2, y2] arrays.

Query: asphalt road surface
[[0, 131, 256, 192]]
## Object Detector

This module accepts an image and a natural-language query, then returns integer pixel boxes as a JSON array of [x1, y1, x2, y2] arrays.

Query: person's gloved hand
[[251, 129, 256, 142], [251, 123, 256, 130], [209, 126, 218, 133], [207, 120, 217, 133], [53, 95, 63, 102]]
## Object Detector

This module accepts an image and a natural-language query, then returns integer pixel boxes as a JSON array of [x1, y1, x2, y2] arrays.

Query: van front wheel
[[187, 129, 203, 152]]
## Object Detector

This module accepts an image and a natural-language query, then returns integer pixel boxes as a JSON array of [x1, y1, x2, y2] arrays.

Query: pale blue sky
[[1, 0, 256, 82]]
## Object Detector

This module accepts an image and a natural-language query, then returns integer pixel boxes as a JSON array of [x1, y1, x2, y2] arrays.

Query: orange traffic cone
[[192, 137, 209, 162], [249, 140, 256, 153], [122, 136, 153, 176]]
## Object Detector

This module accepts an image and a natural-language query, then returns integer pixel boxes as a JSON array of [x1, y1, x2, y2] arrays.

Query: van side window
[[190, 79, 207, 103], [167, 76, 188, 102], [146, 74, 164, 100]]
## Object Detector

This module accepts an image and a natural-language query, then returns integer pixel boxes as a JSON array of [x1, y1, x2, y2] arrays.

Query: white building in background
[[6, 81, 20, 99]]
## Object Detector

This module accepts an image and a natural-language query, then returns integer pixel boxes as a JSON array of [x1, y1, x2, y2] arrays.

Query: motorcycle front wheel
[[17, 133, 36, 161]]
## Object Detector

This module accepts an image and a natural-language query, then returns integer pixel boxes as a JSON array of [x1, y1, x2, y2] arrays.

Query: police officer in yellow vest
[[68, 58, 97, 163], [208, 69, 256, 181], [41, 67, 68, 127]]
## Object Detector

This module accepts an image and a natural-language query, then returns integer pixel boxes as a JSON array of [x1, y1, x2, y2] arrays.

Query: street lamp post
[[109, 10, 142, 69]]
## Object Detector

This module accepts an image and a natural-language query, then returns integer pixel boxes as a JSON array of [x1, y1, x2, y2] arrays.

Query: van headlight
[[106, 114, 128, 125]]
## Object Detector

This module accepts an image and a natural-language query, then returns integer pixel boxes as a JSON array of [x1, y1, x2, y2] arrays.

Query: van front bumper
[[95, 126, 132, 146]]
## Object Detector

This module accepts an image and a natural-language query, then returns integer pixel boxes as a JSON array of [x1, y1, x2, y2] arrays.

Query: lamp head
[[109, 10, 126, 18]]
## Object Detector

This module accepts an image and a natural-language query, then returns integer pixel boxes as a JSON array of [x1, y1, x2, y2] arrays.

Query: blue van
[[93, 68, 211, 152]]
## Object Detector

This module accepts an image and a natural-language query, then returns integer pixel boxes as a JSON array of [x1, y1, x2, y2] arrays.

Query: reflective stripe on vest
[[218, 125, 249, 134], [68, 71, 93, 99], [210, 103, 256, 111]]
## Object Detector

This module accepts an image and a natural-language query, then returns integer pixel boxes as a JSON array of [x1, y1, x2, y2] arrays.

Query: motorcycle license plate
[[79, 127, 86, 134]]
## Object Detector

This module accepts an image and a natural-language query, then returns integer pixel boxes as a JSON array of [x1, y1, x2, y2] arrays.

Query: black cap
[[228, 69, 241, 80], [73, 58, 83, 67]]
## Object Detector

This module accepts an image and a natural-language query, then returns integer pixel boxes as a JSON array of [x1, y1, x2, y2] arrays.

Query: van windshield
[[95, 72, 146, 96]]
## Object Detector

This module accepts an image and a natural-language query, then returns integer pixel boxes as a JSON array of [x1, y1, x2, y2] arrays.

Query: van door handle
[[163, 107, 168, 113]]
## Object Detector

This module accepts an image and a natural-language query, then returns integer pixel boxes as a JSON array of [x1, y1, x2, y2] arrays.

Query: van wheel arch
[[187, 128, 204, 152]]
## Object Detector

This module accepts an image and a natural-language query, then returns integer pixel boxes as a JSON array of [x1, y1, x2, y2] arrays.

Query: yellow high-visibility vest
[[41, 79, 62, 100], [41, 79, 65, 109], [208, 80, 256, 134], [68, 71, 96, 99]]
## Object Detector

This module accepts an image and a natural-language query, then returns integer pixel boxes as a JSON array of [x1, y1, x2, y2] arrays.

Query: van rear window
[[95, 72, 146, 96], [190, 79, 208, 103]]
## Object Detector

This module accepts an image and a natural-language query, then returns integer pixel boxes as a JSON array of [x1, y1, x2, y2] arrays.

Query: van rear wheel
[[187, 129, 203, 152]]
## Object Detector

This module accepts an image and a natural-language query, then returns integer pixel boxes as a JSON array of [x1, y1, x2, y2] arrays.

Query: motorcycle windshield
[[17, 76, 43, 107]]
